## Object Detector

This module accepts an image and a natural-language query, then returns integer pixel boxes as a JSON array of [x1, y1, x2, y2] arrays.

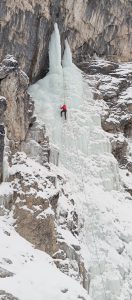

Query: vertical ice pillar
[[3, 129, 9, 182], [49, 23, 62, 74], [62, 39, 83, 108], [62, 39, 73, 67], [0, 96, 7, 182], [0, 125, 5, 182]]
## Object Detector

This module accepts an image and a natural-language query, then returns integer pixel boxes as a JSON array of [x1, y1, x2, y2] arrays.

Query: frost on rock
[[21, 121, 50, 165]]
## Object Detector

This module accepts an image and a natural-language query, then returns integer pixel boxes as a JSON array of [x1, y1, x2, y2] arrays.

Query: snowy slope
[[0, 211, 91, 300], [29, 24, 132, 300]]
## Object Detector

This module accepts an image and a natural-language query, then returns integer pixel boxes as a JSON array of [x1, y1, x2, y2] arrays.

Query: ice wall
[[29, 25, 120, 191]]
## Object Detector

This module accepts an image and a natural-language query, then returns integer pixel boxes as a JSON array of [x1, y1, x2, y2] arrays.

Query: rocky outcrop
[[10, 152, 59, 256], [0, 291, 19, 300], [7, 151, 88, 289], [21, 121, 50, 165], [0, 55, 34, 152], [0, 267, 14, 278], [80, 59, 132, 194], [1, 0, 132, 82]]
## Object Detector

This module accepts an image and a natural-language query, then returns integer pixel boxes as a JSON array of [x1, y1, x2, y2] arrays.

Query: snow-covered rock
[[79, 59, 132, 195], [0, 213, 91, 300], [21, 121, 50, 165]]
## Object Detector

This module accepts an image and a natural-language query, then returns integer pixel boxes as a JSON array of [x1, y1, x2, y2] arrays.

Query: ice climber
[[60, 104, 67, 120]]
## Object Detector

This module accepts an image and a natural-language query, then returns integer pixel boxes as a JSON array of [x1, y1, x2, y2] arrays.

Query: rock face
[[0, 55, 37, 181], [1, 0, 132, 82], [0, 55, 34, 151], [10, 152, 58, 256], [0, 53, 53, 259], [80, 59, 132, 194], [21, 121, 50, 165], [0, 290, 19, 300], [0, 267, 14, 278], [0, 54, 50, 176], [8, 152, 88, 289]]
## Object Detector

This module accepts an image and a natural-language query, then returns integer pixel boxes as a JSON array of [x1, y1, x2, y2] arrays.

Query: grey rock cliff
[[80, 59, 132, 194], [0, 55, 34, 152], [0, 55, 50, 181], [1, 0, 132, 82]]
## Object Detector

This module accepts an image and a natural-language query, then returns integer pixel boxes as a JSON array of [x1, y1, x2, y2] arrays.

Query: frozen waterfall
[[29, 24, 120, 191], [28, 23, 132, 300]]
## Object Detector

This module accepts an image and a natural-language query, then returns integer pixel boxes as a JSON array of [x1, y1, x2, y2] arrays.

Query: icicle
[[49, 23, 62, 74], [62, 39, 72, 67], [3, 156, 9, 182], [3, 129, 9, 182], [50, 145, 59, 166]]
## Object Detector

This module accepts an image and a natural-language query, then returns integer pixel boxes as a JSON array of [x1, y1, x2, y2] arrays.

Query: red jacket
[[61, 104, 67, 111]]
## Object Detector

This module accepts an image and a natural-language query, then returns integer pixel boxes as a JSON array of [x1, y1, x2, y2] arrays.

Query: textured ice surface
[[28, 24, 132, 300], [29, 43, 120, 191]]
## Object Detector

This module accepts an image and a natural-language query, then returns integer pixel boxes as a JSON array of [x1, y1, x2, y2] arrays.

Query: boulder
[[0, 267, 14, 278]]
